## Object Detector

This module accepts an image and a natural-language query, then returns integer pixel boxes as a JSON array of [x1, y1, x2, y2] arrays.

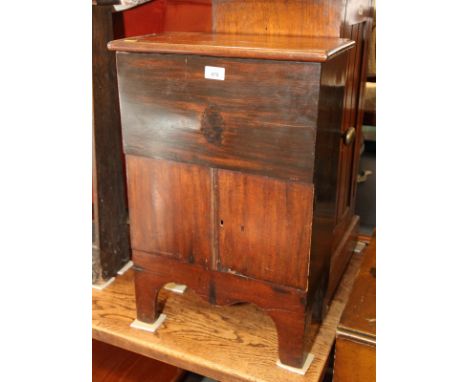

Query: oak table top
[[92, 247, 364, 382]]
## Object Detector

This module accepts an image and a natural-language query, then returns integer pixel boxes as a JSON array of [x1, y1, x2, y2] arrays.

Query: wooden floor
[[92, 250, 365, 382]]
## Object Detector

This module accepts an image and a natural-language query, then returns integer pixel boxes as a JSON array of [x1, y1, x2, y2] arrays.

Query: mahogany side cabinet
[[109, 32, 355, 368]]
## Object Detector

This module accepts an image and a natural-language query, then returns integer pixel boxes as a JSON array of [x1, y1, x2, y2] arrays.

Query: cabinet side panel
[[217, 170, 313, 290], [309, 53, 348, 318], [126, 155, 211, 267]]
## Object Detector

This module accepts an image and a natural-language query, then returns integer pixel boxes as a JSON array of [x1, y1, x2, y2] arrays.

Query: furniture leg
[[134, 270, 165, 323], [269, 309, 308, 368]]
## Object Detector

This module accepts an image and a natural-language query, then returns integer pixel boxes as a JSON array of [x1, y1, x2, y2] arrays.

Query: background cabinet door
[[337, 21, 367, 224], [217, 170, 314, 290]]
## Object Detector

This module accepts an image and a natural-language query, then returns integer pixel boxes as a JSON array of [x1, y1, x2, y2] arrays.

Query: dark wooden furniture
[[334, 233, 376, 381], [109, 32, 353, 368], [92, 0, 132, 283], [107, 0, 373, 369]]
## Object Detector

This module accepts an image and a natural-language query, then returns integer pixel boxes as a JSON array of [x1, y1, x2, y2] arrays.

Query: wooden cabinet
[[106, 0, 373, 371], [110, 32, 354, 368]]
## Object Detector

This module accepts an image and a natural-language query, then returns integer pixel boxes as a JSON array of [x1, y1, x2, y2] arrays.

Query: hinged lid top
[[108, 32, 354, 62]]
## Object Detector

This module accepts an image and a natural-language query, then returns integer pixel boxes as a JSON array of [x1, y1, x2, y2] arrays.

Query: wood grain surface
[[218, 170, 314, 289], [338, 233, 376, 341], [126, 156, 212, 267], [92, 4, 131, 282], [92, 250, 364, 382], [326, 215, 359, 304], [126, 156, 315, 289], [334, 234, 376, 381], [212, 0, 373, 39], [212, 0, 345, 38], [108, 32, 354, 62], [93, 339, 184, 382], [116, 51, 322, 182], [333, 339, 375, 382], [164, 0, 212, 33]]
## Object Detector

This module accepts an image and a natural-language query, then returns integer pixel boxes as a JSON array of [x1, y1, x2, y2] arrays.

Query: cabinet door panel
[[126, 155, 211, 267], [217, 170, 313, 289], [337, 22, 365, 222]]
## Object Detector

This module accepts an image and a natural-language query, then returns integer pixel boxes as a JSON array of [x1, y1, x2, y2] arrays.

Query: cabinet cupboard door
[[217, 170, 314, 289], [126, 156, 314, 289], [126, 155, 212, 267]]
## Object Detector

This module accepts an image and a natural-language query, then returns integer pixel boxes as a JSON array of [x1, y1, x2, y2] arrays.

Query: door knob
[[343, 127, 356, 146]]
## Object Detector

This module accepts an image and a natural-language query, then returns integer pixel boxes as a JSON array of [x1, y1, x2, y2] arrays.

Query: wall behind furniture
[[114, 0, 212, 38]]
